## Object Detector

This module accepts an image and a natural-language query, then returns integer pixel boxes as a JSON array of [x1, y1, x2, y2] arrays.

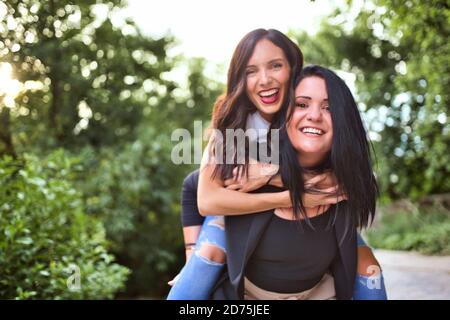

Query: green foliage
[[74, 126, 193, 297], [66, 58, 220, 297], [290, 0, 450, 200], [366, 208, 450, 255], [1, 0, 177, 151], [1, 0, 222, 298], [0, 150, 129, 299]]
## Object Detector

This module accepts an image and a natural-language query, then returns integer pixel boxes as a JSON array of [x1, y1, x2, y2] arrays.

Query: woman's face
[[245, 39, 291, 122], [287, 76, 333, 167]]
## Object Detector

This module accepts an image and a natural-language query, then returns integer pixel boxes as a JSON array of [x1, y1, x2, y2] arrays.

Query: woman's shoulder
[[183, 169, 200, 187]]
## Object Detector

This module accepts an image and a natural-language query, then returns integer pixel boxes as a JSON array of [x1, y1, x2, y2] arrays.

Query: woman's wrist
[[267, 174, 283, 187], [185, 249, 194, 262], [185, 242, 196, 249], [185, 243, 196, 261], [267, 190, 290, 207]]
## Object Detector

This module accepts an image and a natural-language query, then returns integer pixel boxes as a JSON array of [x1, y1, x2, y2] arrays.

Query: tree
[[74, 57, 223, 297], [1, 0, 223, 298], [0, 0, 176, 152], [290, 0, 449, 200]]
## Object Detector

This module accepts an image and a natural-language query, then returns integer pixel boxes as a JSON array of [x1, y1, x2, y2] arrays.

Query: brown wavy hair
[[210, 28, 303, 180]]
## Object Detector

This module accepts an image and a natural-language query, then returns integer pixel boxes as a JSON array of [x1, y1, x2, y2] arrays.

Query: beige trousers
[[244, 273, 336, 300]]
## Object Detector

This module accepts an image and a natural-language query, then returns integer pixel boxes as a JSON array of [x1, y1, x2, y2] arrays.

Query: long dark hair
[[210, 28, 303, 180], [279, 65, 378, 235]]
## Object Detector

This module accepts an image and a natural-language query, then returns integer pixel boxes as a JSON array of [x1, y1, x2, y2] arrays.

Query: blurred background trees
[[0, 0, 221, 299], [290, 0, 449, 200], [0, 0, 448, 299]]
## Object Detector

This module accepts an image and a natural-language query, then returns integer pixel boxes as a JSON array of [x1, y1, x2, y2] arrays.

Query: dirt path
[[374, 249, 450, 300]]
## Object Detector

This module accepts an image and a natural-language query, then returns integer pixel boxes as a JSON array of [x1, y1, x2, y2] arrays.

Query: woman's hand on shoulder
[[223, 160, 279, 193], [303, 171, 347, 208]]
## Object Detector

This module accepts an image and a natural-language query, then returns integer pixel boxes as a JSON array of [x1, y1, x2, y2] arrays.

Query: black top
[[181, 169, 204, 227], [210, 205, 357, 300], [245, 208, 338, 293], [181, 170, 357, 299]]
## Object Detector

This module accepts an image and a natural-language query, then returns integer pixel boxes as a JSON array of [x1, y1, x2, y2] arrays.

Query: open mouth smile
[[258, 88, 280, 105], [299, 127, 324, 136]]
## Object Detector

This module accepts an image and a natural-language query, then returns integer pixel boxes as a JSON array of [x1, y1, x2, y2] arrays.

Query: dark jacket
[[210, 207, 357, 300]]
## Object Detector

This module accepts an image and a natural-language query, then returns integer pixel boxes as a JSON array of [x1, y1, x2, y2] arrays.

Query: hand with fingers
[[303, 171, 347, 208], [223, 164, 346, 208], [167, 273, 180, 287], [223, 161, 279, 193]]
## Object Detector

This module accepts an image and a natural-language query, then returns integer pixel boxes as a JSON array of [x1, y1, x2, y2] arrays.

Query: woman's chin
[[296, 148, 328, 165], [255, 105, 281, 118], [297, 145, 326, 155]]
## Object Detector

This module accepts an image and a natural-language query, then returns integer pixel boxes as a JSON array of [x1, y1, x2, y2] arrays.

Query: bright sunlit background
[[120, 0, 342, 64], [113, 0, 360, 115], [0, 0, 361, 101], [0, 0, 359, 109]]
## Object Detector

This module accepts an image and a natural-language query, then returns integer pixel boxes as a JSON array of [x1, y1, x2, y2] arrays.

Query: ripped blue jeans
[[167, 216, 387, 300], [167, 216, 226, 300], [353, 234, 388, 300]]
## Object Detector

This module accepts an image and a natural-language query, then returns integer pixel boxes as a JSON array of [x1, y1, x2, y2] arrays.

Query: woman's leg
[[167, 215, 227, 300], [353, 233, 388, 300]]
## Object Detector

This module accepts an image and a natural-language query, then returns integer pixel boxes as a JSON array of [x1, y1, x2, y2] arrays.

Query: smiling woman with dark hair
[[281, 65, 378, 232], [211, 65, 385, 300]]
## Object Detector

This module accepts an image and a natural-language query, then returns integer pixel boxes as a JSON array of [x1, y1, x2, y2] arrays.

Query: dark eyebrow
[[246, 58, 285, 68], [295, 96, 328, 101], [268, 58, 285, 64]]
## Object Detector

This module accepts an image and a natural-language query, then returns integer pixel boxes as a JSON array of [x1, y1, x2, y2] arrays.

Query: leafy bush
[[75, 126, 191, 298], [0, 151, 129, 299], [366, 208, 450, 255]]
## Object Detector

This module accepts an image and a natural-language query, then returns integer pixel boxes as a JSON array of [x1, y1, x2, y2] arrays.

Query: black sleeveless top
[[181, 170, 204, 227], [245, 207, 338, 293]]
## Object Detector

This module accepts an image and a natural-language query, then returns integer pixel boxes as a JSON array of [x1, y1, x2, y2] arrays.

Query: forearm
[[198, 187, 289, 216], [198, 156, 288, 216], [183, 225, 202, 261]]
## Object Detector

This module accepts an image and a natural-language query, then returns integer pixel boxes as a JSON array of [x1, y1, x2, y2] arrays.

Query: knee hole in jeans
[[357, 246, 382, 276], [197, 242, 226, 264]]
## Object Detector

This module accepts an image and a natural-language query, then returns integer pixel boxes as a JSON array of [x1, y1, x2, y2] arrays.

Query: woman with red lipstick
[[167, 30, 385, 300]]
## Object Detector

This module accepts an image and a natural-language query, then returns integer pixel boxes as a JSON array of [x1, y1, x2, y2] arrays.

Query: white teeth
[[259, 89, 278, 97], [301, 127, 323, 135]]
